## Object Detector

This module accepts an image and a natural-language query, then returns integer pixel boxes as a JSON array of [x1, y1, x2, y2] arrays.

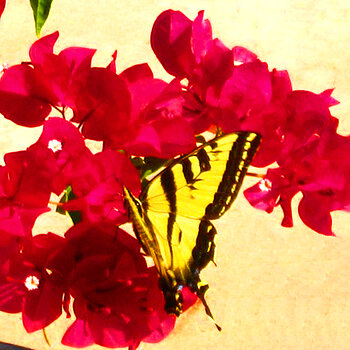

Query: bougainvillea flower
[[34, 117, 86, 163], [151, 10, 233, 102], [244, 167, 299, 228], [29, 31, 96, 110], [0, 30, 198, 158], [61, 223, 176, 349], [124, 117, 195, 158], [4, 146, 56, 208], [0, 200, 47, 238], [217, 65, 292, 167], [244, 169, 282, 214], [0, 64, 53, 126], [121, 78, 197, 157], [297, 131, 350, 235], [151, 10, 293, 166], [245, 142, 319, 231], [280, 89, 339, 158], [151, 10, 195, 78], [0, 32, 96, 127], [30, 117, 88, 195], [0, 118, 90, 236], [0, 233, 70, 331], [0, 147, 54, 237], [218, 60, 272, 118], [245, 118, 350, 235], [194, 38, 233, 101], [113, 66, 196, 158], [61, 149, 141, 224], [62, 269, 176, 349], [246, 108, 342, 232], [71, 67, 131, 146]]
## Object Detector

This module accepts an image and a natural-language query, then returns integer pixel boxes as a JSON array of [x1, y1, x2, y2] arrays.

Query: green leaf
[[142, 157, 169, 178], [130, 157, 145, 171], [130, 156, 170, 190], [29, 0, 53, 37], [56, 185, 82, 225]]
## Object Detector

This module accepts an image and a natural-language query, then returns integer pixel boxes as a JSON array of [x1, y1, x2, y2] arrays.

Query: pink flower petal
[[151, 10, 195, 77], [298, 191, 334, 236], [0, 65, 52, 126], [29, 32, 59, 66], [143, 315, 176, 343], [107, 50, 118, 73], [121, 63, 154, 83], [191, 11, 212, 64], [23, 278, 63, 332], [0, 0, 6, 20], [233, 46, 258, 63], [62, 319, 94, 347], [72, 68, 131, 146]]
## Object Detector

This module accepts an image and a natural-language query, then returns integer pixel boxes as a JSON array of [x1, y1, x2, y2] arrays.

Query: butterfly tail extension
[[197, 282, 222, 331], [190, 220, 221, 330]]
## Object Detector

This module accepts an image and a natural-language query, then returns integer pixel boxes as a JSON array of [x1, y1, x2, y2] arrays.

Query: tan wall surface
[[1, 1, 350, 349]]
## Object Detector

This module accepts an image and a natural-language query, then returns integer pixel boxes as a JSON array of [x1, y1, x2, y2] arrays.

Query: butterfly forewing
[[142, 132, 261, 220]]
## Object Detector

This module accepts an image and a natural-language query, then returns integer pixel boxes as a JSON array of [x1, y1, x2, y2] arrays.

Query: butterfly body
[[124, 131, 261, 323]]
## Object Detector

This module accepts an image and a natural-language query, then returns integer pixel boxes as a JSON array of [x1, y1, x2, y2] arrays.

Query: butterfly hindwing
[[124, 131, 261, 323], [143, 210, 216, 282]]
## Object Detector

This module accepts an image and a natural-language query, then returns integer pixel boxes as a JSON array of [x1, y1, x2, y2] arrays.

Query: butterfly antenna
[[197, 284, 222, 331]]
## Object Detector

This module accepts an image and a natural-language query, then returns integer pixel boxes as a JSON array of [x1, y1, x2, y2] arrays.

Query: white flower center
[[258, 178, 272, 192], [48, 139, 62, 153], [24, 275, 40, 291]]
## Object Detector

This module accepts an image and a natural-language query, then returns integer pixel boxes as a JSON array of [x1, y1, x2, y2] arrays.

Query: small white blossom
[[48, 139, 63, 153], [24, 275, 40, 291], [258, 178, 272, 192]]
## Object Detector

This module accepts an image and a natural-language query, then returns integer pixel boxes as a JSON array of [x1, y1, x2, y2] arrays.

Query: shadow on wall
[[0, 342, 32, 350]]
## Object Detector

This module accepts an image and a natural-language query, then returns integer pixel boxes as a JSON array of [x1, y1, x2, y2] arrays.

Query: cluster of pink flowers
[[0, 9, 349, 349]]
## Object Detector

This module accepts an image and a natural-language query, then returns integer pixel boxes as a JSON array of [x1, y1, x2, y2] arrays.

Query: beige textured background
[[1, 0, 350, 349]]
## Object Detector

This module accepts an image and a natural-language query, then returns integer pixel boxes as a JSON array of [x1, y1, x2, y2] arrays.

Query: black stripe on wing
[[181, 158, 194, 184], [205, 133, 260, 219], [160, 168, 177, 266], [197, 148, 211, 171]]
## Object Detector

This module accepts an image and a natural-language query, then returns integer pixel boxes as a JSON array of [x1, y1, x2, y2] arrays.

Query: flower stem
[[52, 105, 66, 119], [246, 171, 265, 179], [49, 200, 61, 206], [42, 328, 51, 347]]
